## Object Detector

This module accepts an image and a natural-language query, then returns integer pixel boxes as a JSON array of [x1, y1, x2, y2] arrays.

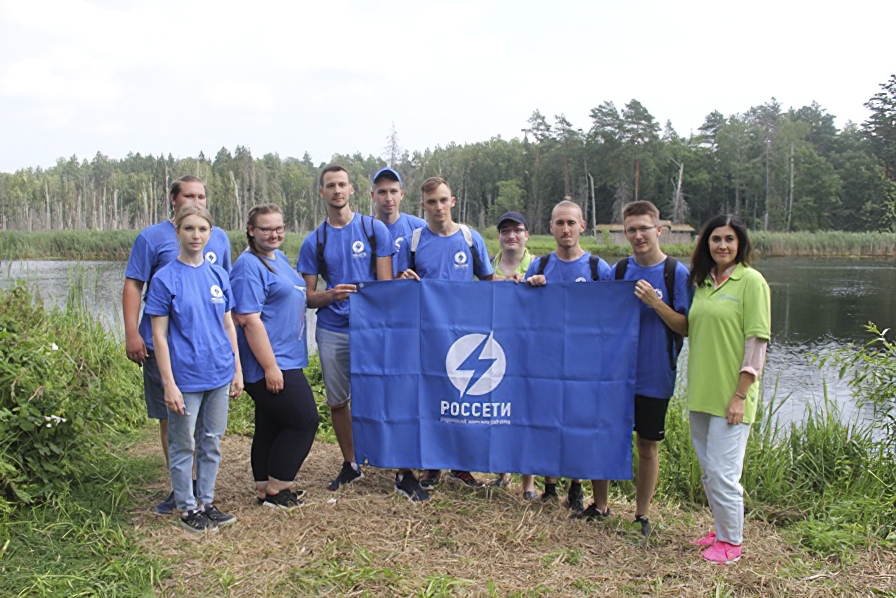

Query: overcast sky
[[1, 0, 894, 172]]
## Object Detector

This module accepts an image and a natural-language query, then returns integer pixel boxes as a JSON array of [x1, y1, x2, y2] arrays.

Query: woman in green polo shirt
[[686, 214, 771, 565]]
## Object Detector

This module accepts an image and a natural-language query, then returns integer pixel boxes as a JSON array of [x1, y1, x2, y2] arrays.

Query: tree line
[[2, 75, 895, 235]]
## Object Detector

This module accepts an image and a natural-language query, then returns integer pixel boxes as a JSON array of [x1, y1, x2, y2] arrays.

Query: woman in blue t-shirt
[[145, 205, 244, 534], [231, 204, 320, 510]]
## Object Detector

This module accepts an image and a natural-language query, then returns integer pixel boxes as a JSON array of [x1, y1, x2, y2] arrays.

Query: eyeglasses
[[256, 226, 285, 235], [624, 226, 656, 236], [500, 226, 527, 236]]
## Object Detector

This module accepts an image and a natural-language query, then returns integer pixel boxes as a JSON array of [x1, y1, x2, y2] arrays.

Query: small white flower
[[50, 343, 59, 351]]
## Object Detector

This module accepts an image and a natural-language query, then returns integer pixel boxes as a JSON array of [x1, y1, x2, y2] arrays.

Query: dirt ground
[[130, 435, 896, 597]]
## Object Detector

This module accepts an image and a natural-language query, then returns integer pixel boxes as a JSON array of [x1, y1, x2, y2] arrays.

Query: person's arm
[[122, 278, 147, 364], [479, 273, 495, 281], [223, 310, 243, 397], [302, 274, 356, 308], [725, 370, 756, 425], [151, 315, 184, 415], [375, 255, 393, 281], [233, 312, 282, 394], [633, 279, 689, 336]]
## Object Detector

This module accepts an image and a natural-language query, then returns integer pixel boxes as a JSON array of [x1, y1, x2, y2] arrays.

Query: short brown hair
[[170, 175, 204, 201], [551, 199, 583, 221], [319, 164, 350, 188], [421, 176, 451, 196], [622, 200, 660, 222]]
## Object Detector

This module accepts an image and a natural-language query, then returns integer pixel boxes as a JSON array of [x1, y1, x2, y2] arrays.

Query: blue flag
[[350, 279, 640, 480]]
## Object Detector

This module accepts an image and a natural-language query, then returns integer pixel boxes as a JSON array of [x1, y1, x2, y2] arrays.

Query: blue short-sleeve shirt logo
[[445, 332, 506, 397], [352, 240, 365, 254], [454, 251, 468, 268], [210, 284, 225, 304], [575, 276, 586, 283], [205, 251, 218, 264]]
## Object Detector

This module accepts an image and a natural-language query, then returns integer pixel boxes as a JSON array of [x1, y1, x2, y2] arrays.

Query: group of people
[[122, 165, 770, 566]]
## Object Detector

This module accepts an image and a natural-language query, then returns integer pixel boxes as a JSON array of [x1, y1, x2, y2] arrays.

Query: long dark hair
[[246, 203, 284, 273], [689, 214, 753, 285]]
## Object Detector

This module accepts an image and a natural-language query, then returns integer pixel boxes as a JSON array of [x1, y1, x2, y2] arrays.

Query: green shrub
[[0, 284, 144, 505]]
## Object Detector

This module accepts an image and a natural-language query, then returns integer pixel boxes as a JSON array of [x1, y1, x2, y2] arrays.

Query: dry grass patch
[[131, 436, 896, 597]]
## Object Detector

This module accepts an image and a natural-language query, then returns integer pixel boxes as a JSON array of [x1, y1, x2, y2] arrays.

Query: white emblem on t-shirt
[[205, 252, 217, 264], [210, 285, 224, 298], [454, 251, 468, 265], [352, 240, 364, 254]]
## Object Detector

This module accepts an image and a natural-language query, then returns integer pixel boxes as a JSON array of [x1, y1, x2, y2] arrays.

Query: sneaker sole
[[179, 520, 218, 534], [394, 487, 430, 503], [262, 501, 304, 511], [706, 555, 740, 565], [328, 471, 364, 491], [209, 517, 237, 528]]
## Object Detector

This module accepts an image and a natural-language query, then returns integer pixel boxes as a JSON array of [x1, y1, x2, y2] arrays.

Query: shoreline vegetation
[[1, 229, 896, 262], [2, 273, 896, 594]]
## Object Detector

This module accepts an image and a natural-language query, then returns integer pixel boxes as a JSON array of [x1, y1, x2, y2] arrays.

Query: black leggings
[[246, 369, 319, 483]]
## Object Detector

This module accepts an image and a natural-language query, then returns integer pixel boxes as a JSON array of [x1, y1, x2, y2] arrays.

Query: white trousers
[[689, 411, 751, 545]]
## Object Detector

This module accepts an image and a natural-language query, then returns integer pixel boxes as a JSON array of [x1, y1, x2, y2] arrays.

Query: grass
[[0, 429, 170, 597]]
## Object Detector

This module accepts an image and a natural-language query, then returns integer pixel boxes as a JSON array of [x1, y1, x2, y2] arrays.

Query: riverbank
[[3, 229, 895, 261]]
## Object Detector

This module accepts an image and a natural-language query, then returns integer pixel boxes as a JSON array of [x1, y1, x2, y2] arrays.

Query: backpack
[[535, 253, 603, 281], [315, 215, 377, 280], [615, 256, 684, 367], [408, 224, 481, 275]]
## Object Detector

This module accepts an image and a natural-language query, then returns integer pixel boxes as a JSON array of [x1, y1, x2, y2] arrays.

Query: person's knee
[[637, 437, 659, 460]]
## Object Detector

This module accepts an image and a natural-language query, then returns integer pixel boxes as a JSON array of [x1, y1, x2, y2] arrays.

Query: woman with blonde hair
[[146, 204, 243, 533]]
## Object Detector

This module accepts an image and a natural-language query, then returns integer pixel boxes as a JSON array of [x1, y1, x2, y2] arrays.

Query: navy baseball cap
[[372, 166, 403, 186], [497, 211, 528, 230]]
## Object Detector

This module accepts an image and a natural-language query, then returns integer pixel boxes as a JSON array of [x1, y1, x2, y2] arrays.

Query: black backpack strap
[[363, 215, 378, 277], [315, 219, 328, 281], [589, 255, 600, 281], [662, 256, 684, 368], [614, 257, 629, 280], [536, 254, 550, 276]]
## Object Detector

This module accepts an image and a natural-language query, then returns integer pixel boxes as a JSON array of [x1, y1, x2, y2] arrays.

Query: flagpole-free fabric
[[350, 279, 640, 480]]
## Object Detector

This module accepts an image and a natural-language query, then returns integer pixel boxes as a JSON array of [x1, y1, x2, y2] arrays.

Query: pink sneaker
[[702, 540, 741, 564], [690, 531, 716, 546]]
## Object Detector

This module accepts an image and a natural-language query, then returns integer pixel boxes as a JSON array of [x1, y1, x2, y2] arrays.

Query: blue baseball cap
[[497, 211, 528, 230], [372, 166, 403, 186]]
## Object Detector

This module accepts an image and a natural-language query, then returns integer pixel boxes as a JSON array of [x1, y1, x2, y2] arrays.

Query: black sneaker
[[394, 473, 430, 502], [634, 515, 652, 537], [541, 484, 559, 502], [566, 482, 585, 513], [490, 473, 511, 488], [263, 489, 305, 510], [327, 461, 363, 491], [203, 504, 237, 527], [152, 491, 176, 515], [574, 503, 611, 521], [419, 470, 441, 490], [448, 470, 482, 487], [179, 508, 218, 534]]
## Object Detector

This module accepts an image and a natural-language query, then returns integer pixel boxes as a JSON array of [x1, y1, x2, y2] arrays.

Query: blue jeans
[[168, 384, 230, 511]]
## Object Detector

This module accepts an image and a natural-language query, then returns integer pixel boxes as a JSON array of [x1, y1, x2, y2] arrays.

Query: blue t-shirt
[[524, 252, 611, 282], [384, 213, 427, 273], [395, 225, 494, 281], [124, 219, 232, 352], [297, 213, 394, 332], [144, 260, 235, 393], [231, 250, 309, 384], [609, 256, 694, 399]]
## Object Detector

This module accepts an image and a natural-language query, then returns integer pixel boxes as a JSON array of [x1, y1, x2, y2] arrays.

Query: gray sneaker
[[179, 508, 218, 534], [203, 504, 237, 527]]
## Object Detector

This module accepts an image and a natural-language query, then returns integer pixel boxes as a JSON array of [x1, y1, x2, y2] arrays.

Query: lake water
[[3, 257, 894, 427]]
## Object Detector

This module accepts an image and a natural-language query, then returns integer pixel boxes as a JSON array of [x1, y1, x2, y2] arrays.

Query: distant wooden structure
[[594, 221, 695, 246]]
